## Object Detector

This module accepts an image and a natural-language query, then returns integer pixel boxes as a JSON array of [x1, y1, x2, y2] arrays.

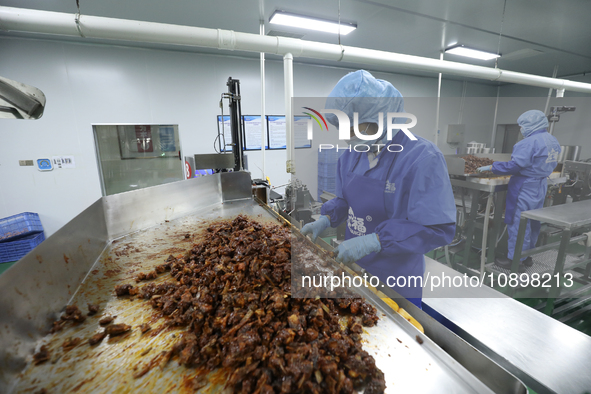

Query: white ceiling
[[2, 0, 590, 82]]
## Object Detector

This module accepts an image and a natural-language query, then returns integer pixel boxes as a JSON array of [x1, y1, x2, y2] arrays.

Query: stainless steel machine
[[557, 159, 591, 203], [0, 171, 529, 394]]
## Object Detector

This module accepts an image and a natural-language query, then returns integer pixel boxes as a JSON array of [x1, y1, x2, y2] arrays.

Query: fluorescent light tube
[[270, 11, 356, 35], [445, 45, 500, 60]]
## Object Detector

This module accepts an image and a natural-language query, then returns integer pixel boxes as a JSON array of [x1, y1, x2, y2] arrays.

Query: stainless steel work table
[[423, 256, 591, 394], [510, 200, 591, 315], [449, 178, 508, 271], [521, 199, 591, 230]]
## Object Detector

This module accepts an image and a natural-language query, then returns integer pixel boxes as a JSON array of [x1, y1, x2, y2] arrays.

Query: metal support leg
[[545, 229, 573, 315], [462, 189, 479, 268], [584, 244, 591, 279], [489, 191, 506, 264], [510, 217, 527, 273], [508, 217, 527, 297]]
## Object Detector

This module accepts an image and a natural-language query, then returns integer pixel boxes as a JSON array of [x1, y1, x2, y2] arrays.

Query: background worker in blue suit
[[302, 70, 456, 307], [477, 110, 561, 272]]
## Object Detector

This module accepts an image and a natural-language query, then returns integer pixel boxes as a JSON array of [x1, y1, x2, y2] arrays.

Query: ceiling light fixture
[[445, 45, 501, 61], [269, 11, 357, 35]]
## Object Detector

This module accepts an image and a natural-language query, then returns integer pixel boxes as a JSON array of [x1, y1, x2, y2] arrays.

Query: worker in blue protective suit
[[301, 70, 456, 308], [477, 110, 560, 272]]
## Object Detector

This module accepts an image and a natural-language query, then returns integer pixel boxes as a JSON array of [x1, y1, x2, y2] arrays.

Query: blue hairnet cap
[[517, 110, 548, 137], [325, 70, 404, 128]]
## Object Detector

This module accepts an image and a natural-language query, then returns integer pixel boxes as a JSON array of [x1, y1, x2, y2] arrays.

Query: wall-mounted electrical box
[[447, 124, 465, 145]]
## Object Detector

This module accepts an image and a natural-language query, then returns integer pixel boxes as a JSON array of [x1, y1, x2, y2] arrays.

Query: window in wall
[[93, 124, 183, 196]]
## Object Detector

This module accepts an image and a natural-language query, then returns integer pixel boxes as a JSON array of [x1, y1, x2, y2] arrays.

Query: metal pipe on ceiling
[[2, 6, 591, 94]]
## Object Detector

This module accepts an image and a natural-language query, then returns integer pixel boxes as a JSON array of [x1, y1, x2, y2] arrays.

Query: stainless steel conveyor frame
[[423, 256, 591, 394], [0, 172, 527, 394]]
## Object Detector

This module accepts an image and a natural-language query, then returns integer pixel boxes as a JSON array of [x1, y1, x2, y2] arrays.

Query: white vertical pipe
[[490, 86, 500, 150], [544, 65, 559, 114], [260, 21, 266, 180], [435, 52, 443, 147], [284, 53, 294, 174]]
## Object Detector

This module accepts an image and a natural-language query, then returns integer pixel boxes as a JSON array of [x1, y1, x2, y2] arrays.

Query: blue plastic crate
[[318, 175, 337, 199], [0, 212, 43, 242], [0, 232, 45, 263]]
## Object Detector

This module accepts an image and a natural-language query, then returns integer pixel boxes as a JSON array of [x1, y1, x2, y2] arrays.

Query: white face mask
[[348, 123, 386, 152], [347, 123, 384, 153]]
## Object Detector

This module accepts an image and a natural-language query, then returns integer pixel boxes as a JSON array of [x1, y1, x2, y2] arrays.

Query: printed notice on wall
[[267, 116, 286, 149], [243, 115, 268, 150], [294, 116, 312, 149], [159, 126, 176, 152], [217, 115, 232, 152], [267, 116, 311, 149], [52, 156, 76, 169]]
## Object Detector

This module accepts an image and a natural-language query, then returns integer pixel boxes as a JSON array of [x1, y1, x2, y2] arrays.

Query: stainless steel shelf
[[521, 199, 591, 230]]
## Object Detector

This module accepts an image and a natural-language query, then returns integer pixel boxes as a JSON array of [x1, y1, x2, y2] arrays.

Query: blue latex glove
[[477, 165, 492, 173], [334, 233, 381, 265], [301, 215, 330, 241]]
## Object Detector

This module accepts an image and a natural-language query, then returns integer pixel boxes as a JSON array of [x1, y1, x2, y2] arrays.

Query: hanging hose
[[496, 225, 507, 246], [444, 244, 451, 266]]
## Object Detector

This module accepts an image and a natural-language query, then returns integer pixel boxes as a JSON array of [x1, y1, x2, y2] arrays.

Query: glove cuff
[[368, 233, 382, 253], [318, 215, 330, 228]]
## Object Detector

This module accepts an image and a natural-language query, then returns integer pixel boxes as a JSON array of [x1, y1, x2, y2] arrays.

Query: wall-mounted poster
[[159, 126, 176, 152], [243, 115, 268, 150], [135, 125, 153, 153], [117, 124, 179, 159], [216, 115, 232, 152], [267, 115, 311, 149]]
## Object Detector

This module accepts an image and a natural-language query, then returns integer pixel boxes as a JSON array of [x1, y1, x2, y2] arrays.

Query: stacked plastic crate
[[317, 148, 344, 200], [0, 212, 45, 263]]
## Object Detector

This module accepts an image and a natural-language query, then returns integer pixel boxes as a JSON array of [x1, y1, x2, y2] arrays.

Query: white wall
[[493, 96, 591, 158], [1, 36, 499, 236]]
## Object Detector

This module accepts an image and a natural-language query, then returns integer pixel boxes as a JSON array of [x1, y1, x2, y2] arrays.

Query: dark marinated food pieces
[[136, 270, 159, 282], [462, 155, 494, 174], [33, 345, 50, 365], [38, 215, 385, 392], [88, 331, 107, 346], [62, 337, 82, 351], [114, 284, 134, 296], [87, 303, 100, 316], [49, 304, 86, 333], [132, 215, 385, 394], [63, 305, 86, 322], [106, 323, 131, 336], [99, 316, 115, 326]]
